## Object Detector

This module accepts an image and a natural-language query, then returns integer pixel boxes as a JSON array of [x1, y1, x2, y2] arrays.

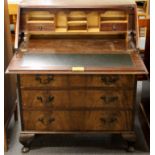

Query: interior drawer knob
[[112, 24, 116, 30], [39, 26, 43, 31]]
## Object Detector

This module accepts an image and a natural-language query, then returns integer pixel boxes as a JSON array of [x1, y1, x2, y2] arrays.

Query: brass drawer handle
[[100, 112, 120, 125], [100, 96, 118, 104], [38, 116, 55, 126], [37, 96, 54, 105], [101, 75, 119, 85], [35, 75, 54, 84]]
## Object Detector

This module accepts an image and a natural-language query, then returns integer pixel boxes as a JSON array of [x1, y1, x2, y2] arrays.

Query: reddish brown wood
[[20, 74, 135, 88], [6, 52, 147, 74], [26, 38, 134, 53], [23, 110, 132, 131], [5, 1, 148, 152], [100, 23, 127, 31], [27, 23, 55, 31], [21, 89, 134, 109], [4, 0, 18, 151]]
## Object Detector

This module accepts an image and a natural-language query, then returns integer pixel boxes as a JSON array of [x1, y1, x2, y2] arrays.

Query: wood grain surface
[[23, 110, 132, 131]]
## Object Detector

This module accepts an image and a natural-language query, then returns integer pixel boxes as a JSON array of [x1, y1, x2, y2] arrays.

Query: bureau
[[6, 0, 147, 153]]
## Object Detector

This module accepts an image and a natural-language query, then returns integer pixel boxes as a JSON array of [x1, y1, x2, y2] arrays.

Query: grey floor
[[5, 82, 149, 155]]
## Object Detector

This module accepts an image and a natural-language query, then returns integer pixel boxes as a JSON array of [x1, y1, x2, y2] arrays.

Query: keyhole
[[40, 26, 43, 30], [112, 25, 116, 30]]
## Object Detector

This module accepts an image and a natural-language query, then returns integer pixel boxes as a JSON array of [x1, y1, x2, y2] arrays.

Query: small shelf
[[27, 12, 55, 23], [101, 20, 128, 24], [67, 30, 87, 33], [28, 31, 127, 35], [100, 11, 127, 22], [27, 20, 55, 24], [55, 28, 67, 32], [100, 11, 127, 18], [67, 20, 87, 25], [88, 28, 99, 32]]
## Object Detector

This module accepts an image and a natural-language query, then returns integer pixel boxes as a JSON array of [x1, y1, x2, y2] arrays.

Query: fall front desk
[[6, 0, 147, 153]]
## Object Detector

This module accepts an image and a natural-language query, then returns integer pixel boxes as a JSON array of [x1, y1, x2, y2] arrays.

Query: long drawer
[[23, 110, 132, 131], [21, 89, 134, 109], [20, 74, 135, 88]]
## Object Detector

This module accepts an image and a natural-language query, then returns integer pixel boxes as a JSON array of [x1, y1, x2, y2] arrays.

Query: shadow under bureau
[[6, 0, 147, 153]]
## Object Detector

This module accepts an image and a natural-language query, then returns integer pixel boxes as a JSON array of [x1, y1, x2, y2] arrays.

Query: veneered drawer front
[[87, 75, 134, 88], [20, 75, 69, 88], [20, 75, 87, 88], [21, 90, 134, 109], [23, 110, 132, 131], [21, 90, 69, 108], [85, 90, 134, 109], [85, 111, 132, 131], [20, 75, 134, 88], [100, 23, 127, 31], [27, 23, 55, 31]]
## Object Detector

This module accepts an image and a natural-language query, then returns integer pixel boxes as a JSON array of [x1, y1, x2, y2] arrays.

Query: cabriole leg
[[122, 132, 136, 152], [19, 133, 35, 153]]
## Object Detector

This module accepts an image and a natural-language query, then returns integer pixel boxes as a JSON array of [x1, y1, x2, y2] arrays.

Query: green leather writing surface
[[22, 53, 133, 67]]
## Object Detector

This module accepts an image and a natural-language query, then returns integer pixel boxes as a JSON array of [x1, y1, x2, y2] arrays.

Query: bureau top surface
[[19, 0, 135, 8]]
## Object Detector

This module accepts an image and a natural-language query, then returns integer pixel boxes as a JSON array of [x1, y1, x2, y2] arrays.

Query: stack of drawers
[[19, 74, 135, 132]]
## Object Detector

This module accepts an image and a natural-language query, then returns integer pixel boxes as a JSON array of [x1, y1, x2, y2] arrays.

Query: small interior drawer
[[100, 23, 127, 31], [27, 23, 55, 31], [28, 23, 54, 31]]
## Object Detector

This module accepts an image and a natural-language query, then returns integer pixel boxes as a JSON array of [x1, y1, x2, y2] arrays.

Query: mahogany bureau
[[6, 0, 147, 153]]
